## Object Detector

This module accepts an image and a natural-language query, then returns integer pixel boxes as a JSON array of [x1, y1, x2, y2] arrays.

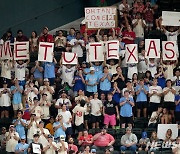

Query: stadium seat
[[138, 151, 148, 154], [88, 128, 101, 135], [134, 117, 148, 128], [115, 128, 125, 139], [107, 128, 116, 135], [96, 151, 104, 154], [113, 151, 120, 154], [132, 128, 142, 140]]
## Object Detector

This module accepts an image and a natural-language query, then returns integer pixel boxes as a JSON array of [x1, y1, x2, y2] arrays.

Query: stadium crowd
[[0, 0, 180, 153]]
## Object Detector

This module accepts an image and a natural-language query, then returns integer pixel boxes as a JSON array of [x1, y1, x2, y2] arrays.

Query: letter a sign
[[145, 39, 160, 58]]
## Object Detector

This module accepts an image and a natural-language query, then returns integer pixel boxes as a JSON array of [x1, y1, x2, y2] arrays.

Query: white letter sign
[[85, 7, 117, 29], [38, 42, 54, 62], [125, 44, 138, 63], [106, 40, 119, 60], [162, 11, 180, 26], [0, 41, 13, 60], [62, 52, 78, 65], [14, 41, 29, 60], [88, 42, 104, 62], [145, 39, 160, 58], [162, 41, 177, 60]]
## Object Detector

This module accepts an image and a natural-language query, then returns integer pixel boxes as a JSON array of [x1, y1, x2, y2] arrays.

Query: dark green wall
[[0, 0, 119, 37]]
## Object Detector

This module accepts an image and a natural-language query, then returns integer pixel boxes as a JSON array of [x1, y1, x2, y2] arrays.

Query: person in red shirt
[[38, 27, 54, 43], [122, 25, 136, 44], [78, 130, 93, 148], [92, 128, 115, 152], [15, 30, 28, 42], [68, 137, 78, 154]]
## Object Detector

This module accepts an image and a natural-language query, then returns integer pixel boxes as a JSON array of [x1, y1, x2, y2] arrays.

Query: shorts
[[85, 91, 94, 97], [91, 114, 101, 123], [164, 101, 175, 110], [84, 115, 90, 121], [76, 123, 84, 132], [0, 106, 10, 112], [13, 103, 23, 111], [136, 101, 148, 109], [120, 116, 133, 124], [66, 127, 73, 136], [104, 114, 116, 126]]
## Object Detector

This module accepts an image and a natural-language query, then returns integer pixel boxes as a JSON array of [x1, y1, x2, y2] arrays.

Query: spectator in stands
[[90, 93, 103, 129], [120, 127, 137, 153], [161, 108, 172, 124], [122, 25, 136, 44], [118, 0, 130, 16], [175, 90, 180, 123], [67, 28, 76, 42], [14, 59, 30, 86], [0, 127, 6, 153], [78, 130, 93, 148], [5, 125, 20, 153], [1, 30, 14, 44], [138, 131, 150, 152], [31, 61, 44, 86], [15, 30, 28, 42], [43, 134, 57, 154], [45, 116, 55, 135], [143, 1, 154, 32], [54, 30, 67, 52], [154, 66, 166, 89], [69, 31, 85, 64], [68, 137, 78, 154], [28, 133, 43, 154], [132, 13, 146, 45], [15, 135, 29, 154], [135, 79, 149, 117], [99, 66, 112, 95], [27, 113, 39, 144], [72, 100, 86, 139], [10, 79, 24, 117], [112, 66, 125, 91], [103, 92, 119, 129], [147, 58, 158, 78], [85, 67, 99, 96], [148, 106, 163, 128], [29, 30, 38, 54], [0, 59, 13, 88], [38, 27, 54, 43], [39, 93, 51, 120], [58, 104, 72, 138], [144, 70, 153, 86], [163, 79, 176, 118], [127, 63, 138, 80], [92, 127, 115, 151], [146, 131, 160, 153], [149, 78, 162, 115], [0, 80, 11, 118], [56, 135, 68, 154], [12, 110, 27, 139], [53, 114, 67, 143], [119, 90, 134, 128], [111, 81, 121, 104], [39, 78, 54, 102], [172, 136, 180, 154], [162, 129, 174, 149], [172, 69, 180, 94]]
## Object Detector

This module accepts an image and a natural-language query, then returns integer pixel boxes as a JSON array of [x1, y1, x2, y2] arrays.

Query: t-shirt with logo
[[104, 100, 117, 115]]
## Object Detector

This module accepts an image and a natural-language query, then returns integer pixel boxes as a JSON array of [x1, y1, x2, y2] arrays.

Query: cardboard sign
[[62, 52, 78, 65], [157, 124, 178, 140], [14, 41, 29, 60], [162, 41, 177, 60], [125, 44, 138, 63], [145, 39, 160, 58], [162, 11, 180, 26], [85, 7, 117, 29], [106, 40, 119, 60], [88, 42, 104, 62], [38, 42, 54, 62], [0, 41, 13, 60]]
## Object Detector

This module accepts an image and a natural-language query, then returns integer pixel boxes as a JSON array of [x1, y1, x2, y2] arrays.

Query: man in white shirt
[[69, 31, 85, 64], [132, 13, 146, 45], [149, 78, 162, 115], [57, 135, 68, 154], [0, 80, 11, 118], [43, 135, 57, 154], [138, 49, 147, 79], [118, 0, 130, 16]]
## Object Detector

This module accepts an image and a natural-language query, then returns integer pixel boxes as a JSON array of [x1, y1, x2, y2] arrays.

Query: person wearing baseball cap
[[38, 26, 53, 43], [85, 66, 99, 97], [15, 135, 29, 154]]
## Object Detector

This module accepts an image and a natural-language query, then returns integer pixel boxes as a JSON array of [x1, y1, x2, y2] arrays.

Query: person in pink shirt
[[68, 137, 78, 154], [92, 128, 115, 152]]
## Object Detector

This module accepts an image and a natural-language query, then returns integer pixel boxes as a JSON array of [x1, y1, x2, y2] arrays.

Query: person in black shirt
[[103, 92, 119, 129], [112, 66, 126, 90], [28, 134, 43, 154]]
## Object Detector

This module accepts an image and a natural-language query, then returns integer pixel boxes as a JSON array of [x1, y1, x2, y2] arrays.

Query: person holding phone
[[15, 135, 29, 154]]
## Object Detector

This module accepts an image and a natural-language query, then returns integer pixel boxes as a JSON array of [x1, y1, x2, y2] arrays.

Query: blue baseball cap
[[142, 131, 147, 139]]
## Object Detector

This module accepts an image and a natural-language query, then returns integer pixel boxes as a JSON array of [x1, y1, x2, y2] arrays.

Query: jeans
[[120, 145, 137, 153]]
